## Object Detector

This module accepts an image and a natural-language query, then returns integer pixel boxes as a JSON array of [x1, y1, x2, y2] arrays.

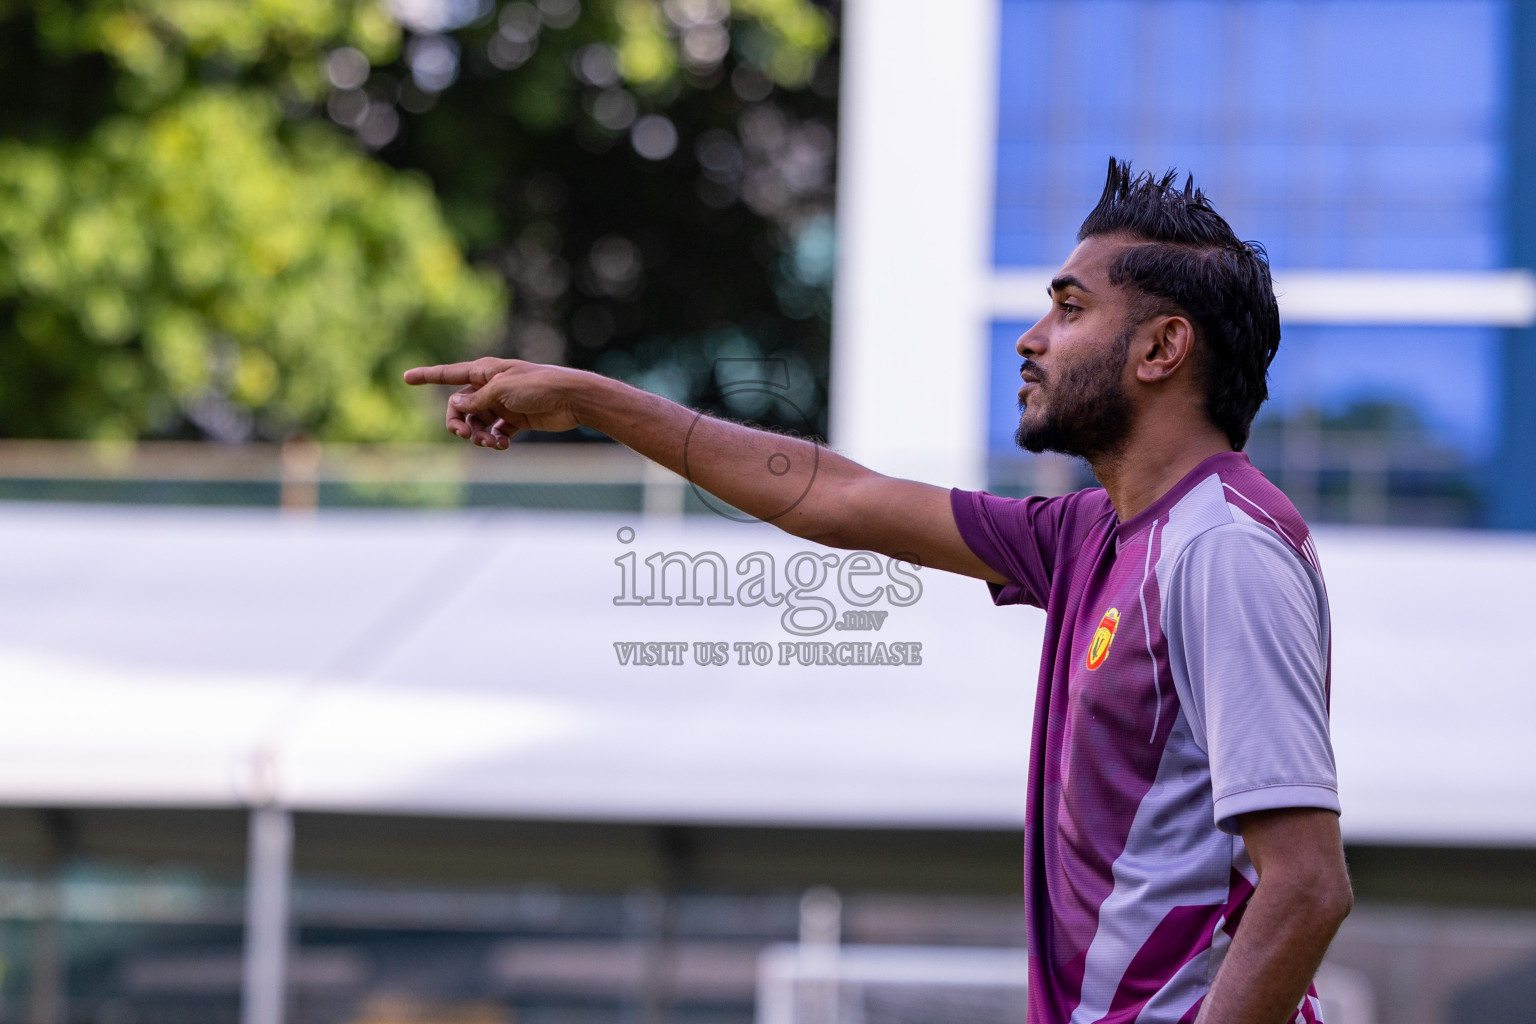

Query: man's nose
[[1016, 318, 1046, 358]]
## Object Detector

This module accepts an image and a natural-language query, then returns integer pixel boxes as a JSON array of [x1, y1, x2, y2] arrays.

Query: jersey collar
[[1114, 450, 1252, 541]]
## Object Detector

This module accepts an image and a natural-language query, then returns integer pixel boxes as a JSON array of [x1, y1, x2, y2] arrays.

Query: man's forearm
[[1195, 873, 1351, 1023], [569, 372, 873, 544]]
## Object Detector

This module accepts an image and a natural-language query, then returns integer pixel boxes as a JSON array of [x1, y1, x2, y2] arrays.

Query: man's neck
[[1090, 426, 1234, 523]]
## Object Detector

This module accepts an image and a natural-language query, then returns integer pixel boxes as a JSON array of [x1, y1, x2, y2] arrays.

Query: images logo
[[1086, 608, 1119, 670], [613, 525, 922, 637]]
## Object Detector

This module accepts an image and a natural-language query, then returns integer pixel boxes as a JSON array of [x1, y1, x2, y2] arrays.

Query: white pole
[[831, 0, 999, 488], [241, 805, 293, 1024]]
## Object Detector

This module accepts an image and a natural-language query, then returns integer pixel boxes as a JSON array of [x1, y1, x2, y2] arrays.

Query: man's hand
[[404, 358, 591, 448], [1196, 807, 1353, 1023]]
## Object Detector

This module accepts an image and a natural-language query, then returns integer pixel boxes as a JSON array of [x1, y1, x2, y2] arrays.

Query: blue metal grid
[[993, 0, 1508, 270]]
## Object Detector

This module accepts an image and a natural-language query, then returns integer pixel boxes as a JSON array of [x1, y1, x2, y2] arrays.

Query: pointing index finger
[[404, 363, 478, 386]]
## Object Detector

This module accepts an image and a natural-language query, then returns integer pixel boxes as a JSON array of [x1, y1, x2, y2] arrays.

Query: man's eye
[[1058, 302, 1082, 316]]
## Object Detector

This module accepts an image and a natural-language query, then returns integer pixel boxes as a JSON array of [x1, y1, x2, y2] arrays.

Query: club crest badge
[[1086, 608, 1120, 670]]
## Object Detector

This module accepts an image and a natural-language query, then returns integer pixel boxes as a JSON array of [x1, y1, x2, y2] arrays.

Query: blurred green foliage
[[24, 0, 403, 106], [0, 90, 503, 440], [371, 0, 839, 439], [0, 0, 499, 440], [0, 0, 836, 442]]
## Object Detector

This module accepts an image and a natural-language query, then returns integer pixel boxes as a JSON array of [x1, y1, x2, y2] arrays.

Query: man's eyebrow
[[1048, 274, 1092, 296]]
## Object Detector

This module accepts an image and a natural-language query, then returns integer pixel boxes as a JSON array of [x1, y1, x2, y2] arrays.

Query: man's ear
[[1135, 315, 1196, 383]]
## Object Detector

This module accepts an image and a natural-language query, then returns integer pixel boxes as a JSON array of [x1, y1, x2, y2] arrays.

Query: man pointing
[[406, 159, 1352, 1024]]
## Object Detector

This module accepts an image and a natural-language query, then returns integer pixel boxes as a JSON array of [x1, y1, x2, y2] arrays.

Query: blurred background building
[[1, 1, 1535, 1023], [983, 0, 1533, 529], [834, 0, 1536, 532]]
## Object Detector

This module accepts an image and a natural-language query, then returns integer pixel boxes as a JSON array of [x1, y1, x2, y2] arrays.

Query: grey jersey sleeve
[[1164, 522, 1339, 834]]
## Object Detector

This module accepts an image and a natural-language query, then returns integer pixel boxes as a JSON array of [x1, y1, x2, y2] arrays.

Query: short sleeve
[[949, 488, 1079, 608], [1164, 523, 1339, 834]]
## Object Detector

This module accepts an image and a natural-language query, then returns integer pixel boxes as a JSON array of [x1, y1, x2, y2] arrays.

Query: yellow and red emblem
[[1085, 608, 1120, 670]]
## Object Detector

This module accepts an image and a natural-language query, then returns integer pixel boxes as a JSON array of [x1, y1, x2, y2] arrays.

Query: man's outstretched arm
[[404, 358, 1007, 583]]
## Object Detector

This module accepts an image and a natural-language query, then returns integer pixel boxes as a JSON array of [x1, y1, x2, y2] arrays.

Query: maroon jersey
[[953, 452, 1338, 1023]]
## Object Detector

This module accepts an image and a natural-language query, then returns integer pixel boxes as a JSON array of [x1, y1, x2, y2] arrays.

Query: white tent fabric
[[1, 503, 1532, 843]]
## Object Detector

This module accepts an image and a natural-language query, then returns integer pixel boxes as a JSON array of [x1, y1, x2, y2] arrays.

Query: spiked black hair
[[1077, 158, 1281, 450]]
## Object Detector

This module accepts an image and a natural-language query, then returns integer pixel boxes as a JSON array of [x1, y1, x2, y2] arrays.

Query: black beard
[[1014, 326, 1134, 461]]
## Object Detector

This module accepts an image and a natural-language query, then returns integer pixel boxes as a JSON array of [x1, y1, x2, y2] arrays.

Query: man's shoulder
[[1136, 462, 1322, 619], [1214, 458, 1319, 571], [958, 484, 1115, 536], [1039, 484, 1115, 523], [949, 484, 1117, 608], [1161, 456, 1318, 573], [1025, 485, 1117, 548]]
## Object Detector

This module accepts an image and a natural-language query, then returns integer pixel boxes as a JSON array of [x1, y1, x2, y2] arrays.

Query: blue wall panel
[[989, 0, 1511, 502], [993, 0, 1508, 271]]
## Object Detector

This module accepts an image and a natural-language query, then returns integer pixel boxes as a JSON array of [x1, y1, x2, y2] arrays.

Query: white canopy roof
[[1, 503, 1531, 845]]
